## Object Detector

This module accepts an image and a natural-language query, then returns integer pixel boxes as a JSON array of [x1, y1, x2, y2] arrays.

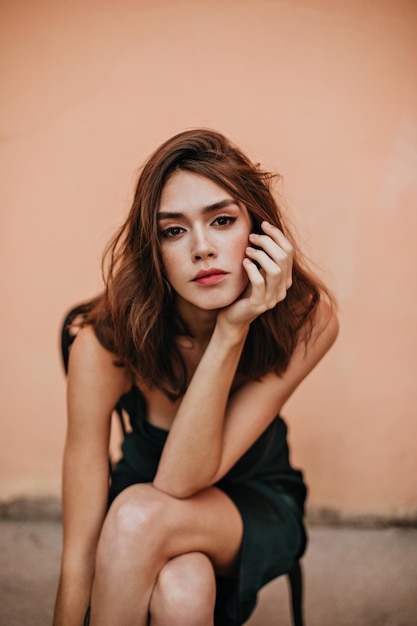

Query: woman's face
[[158, 170, 252, 316]]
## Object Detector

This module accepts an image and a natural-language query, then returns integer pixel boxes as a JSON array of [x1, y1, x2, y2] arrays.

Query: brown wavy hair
[[86, 128, 333, 399]]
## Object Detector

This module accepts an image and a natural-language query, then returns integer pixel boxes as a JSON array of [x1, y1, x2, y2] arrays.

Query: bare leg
[[149, 552, 216, 626], [89, 483, 243, 626]]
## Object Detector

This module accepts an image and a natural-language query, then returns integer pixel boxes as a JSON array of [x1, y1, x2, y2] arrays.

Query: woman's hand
[[218, 221, 293, 329]]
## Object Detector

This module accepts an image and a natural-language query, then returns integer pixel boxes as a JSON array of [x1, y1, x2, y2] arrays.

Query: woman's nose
[[192, 229, 216, 261]]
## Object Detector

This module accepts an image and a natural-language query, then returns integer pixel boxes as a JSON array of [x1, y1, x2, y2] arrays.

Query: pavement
[[0, 518, 416, 626]]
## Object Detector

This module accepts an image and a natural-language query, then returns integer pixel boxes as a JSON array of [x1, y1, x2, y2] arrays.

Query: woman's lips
[[192, 269, 228, 286]]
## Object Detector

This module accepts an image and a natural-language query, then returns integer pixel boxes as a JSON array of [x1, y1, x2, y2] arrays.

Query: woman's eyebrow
[[158, 199, 238, 220]]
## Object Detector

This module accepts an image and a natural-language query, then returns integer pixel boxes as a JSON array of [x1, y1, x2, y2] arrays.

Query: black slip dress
[[102, 385, 308, 626]]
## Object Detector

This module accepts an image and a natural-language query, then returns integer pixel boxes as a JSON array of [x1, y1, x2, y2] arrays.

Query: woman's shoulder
[[69, 323, 106, 359], [68, 324, 132, 396], [309, 296, 339, 346]]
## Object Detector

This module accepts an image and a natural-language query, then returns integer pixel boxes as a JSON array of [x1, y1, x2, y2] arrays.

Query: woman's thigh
[[106, 482, 243, 576]]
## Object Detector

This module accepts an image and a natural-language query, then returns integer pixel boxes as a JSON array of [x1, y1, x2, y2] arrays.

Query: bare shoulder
[[307, 297, 339, 352], [68, 324, 132, 401]]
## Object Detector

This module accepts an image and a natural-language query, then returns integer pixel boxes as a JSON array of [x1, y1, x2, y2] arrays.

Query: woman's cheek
[[160, 248, 179, 283]]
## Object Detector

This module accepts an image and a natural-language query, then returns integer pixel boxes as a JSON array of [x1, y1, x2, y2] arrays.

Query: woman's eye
[[160, 226, 184, 238], [213, 216, 236, 227]]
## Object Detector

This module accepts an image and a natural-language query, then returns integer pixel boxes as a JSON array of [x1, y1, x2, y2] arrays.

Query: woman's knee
[[96, 484, 167, 563], [150, 552, 216, 626]]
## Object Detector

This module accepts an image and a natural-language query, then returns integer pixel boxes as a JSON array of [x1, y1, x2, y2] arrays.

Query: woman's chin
[[175, 281, 249, 315]]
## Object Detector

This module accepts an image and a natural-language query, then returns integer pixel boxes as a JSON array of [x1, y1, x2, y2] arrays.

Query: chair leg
[[287, 560, 304, 626]]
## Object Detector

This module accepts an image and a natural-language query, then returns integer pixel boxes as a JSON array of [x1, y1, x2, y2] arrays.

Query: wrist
[[214, 317, 249, 347]]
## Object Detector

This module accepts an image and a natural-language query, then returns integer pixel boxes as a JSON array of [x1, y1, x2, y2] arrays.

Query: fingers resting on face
[[244, 221, 293, 307]]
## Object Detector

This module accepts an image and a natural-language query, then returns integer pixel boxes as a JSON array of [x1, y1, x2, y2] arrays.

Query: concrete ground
[[0, 519, 416, 626]]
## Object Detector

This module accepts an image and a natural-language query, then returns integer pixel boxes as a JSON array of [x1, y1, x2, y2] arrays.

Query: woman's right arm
[[53, 325, 131, 626]]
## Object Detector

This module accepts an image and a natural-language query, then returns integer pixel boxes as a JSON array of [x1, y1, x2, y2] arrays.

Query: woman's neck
[[175, 297, 218, 343]]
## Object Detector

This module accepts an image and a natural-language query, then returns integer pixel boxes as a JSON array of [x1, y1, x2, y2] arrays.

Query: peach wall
[[1, 0, 416, 519]]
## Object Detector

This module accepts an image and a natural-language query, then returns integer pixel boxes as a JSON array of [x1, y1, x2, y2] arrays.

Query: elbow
[[153, 455, 222, 499], [152, 475, 214, 500], [160, 486, 198, 500]]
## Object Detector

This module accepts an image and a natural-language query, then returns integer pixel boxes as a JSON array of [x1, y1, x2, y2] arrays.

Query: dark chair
[[287, 559, 304, 626], [60, 302, 305, 626]]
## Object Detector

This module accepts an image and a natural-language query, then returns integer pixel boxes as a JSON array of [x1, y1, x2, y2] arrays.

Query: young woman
[[53, 129, 338, 626]]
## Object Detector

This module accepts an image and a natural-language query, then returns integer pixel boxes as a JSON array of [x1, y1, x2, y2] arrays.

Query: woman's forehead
[[159, 170, 238, 215]]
